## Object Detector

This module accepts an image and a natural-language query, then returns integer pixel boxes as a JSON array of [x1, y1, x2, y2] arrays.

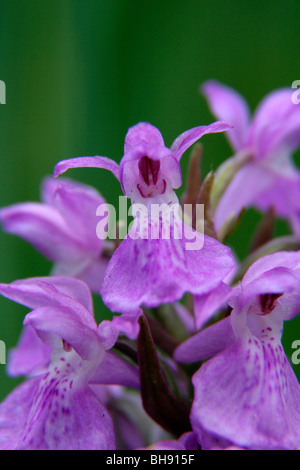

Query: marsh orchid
[[202, 80, 300, 232], [54, 122, 235, 315], [0, 276, 140, 449]]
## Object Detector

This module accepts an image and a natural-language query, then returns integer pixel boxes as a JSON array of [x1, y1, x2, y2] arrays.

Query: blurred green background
[[1, 0, 300, 401]]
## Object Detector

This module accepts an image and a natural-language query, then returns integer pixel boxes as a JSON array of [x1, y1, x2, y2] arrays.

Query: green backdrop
[[1, 0, 300, 401]]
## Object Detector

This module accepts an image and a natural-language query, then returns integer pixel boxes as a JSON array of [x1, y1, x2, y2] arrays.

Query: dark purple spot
[[260, 293, 283, 314], [138, 156, 160, 186]]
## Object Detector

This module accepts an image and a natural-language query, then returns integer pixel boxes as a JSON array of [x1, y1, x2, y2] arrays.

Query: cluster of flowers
[[1, 80, 300, 450]]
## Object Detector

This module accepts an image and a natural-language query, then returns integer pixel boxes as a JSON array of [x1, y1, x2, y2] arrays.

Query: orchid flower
[[54, 122, 235, 318], [202, 80, 300, 232], [175, 251, 300, 449], [0, 177, 111, 292], [0, 276, 140, 450]]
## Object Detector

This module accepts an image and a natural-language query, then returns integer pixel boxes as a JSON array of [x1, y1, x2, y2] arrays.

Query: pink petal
[[124, 122, 165, 152], [53, 156, 120, 180], [191, 338, 300, 450], [174, 316, 235, 364], [170, 121, 233, 161], [51, 257, 109, 294], [24, 306, 100, 361], [0, 378, 41, 450], [42, 177, 106, 257], [100, 218, 235, 314], [214, 162, 276, 231], [90, 351, 140, 389], [194, 282, 232, 330], [0, 276, 94, 318], [242, 251, 300, 287], [0, 202, 85, 263], [201, 80, 250, 151], [248, 88, 300, 160], [7, 326, 52, 378], [18, 375, 115, 449], [253, 174, 300, 221]]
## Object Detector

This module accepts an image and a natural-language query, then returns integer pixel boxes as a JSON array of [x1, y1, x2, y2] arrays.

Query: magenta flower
[[202, 80, 300, 232], [54, 122, 235, 315], [175, 251, 300, 450], [0, 276, 140, 450], [0, 177, 111, 292]]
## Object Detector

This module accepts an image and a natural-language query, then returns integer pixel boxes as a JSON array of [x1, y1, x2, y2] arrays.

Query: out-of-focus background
[[1, 0, 300, 400]]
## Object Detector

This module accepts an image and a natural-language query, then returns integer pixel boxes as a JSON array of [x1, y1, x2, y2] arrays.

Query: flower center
[[260, 293, 282, 314], [137, 156, 166, 198]]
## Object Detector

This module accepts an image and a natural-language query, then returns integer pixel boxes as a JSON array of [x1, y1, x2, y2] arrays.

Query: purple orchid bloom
[[202, 80, 300, 232], [0, 276, 140, 450], [0, 177, 111, 292], [53, 122, 235, 316], [175, 251, 300, 450]]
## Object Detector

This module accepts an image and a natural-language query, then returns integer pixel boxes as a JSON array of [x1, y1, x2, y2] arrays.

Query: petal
[[97, 310, 142, 349], [51, 257, 109, 294], [242, 251, 300, 287], [191, 337, 300, 449], [201, 80, 250, 151], [7, 326, 52, 378], [170, 121, 233, 161], [24, 306, 101, 361], [0, 202, 86, 263], [0, 378, 41, 450], [252, 175, 300, 221], [194, 282, 232, 330], [240, 267, 299, 306], [90, 351, 140, 389], [174, 316, 235, 364], [17, 374, 115, 449], [100, 215, 235, 314], [248, 88, 300, 160], [214, 162, 276, 231], [124, 122, 165, 152], [53, 156, 120, 180], [41, 177, 106, 257], [0, 276, 94, 318]]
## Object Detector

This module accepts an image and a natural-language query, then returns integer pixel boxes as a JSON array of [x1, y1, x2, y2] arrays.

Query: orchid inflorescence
[[1, 80, 300, 450]]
